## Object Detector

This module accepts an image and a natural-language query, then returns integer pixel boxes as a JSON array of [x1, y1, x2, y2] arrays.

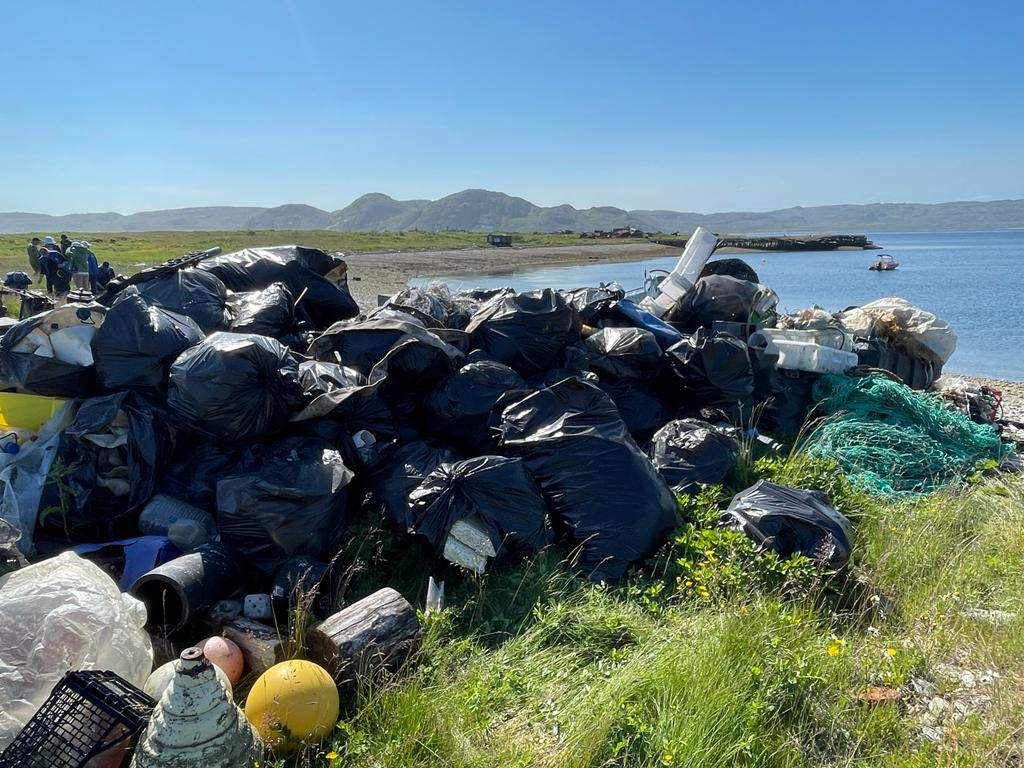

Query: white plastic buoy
[[131, 647, 262, 768]]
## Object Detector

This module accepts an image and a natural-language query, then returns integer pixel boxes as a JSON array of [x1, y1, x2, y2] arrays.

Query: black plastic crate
[[0, 670, 155, 768]]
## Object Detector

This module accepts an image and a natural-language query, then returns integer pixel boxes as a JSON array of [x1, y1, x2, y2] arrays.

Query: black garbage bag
[[499, 378, 678, 582], [198, 246, 359, 329], [167, 332, 304, 442], [564, 285, 624, 324], [229, 282, 297, 338], [158, 441, 241, 510], [720, 480, 853, 570], [309, 316, 456, 376], [91, 287, 205, 397], [291, 379, 397, 444], [38, 392, 172, 542], [595, 380, 673, 444], [135, 269, 231, 333], [409, 456, 552, 566], [589, 298, 685, 351], [424, 361, 527, 454], [0, 304, 106, 398], [664, 275, 778, 332], [367, 333, 464, 423], [646, 419, 738, 494], [700, 258, 760, 284], [298, 360, 367, 396], [216, 437, 353, 577], [749, 347, 817, 438], [583, 327, 663, 381], [362, 440, 458, 532], [663, 329, 754, 413], [466, 289, 581, 376]]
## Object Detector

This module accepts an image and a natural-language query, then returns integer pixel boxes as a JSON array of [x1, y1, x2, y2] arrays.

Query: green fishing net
[[804, 374, 1010, 497]]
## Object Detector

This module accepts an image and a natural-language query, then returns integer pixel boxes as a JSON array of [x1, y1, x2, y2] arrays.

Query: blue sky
[[2, 0, 1022, 214]]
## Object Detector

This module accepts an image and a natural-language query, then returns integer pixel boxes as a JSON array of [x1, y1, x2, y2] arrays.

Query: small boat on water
[[869, 253, 899, 271]]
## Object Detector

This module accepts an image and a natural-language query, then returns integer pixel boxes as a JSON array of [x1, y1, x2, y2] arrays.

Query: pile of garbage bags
[[0, 236, 1013, 754]]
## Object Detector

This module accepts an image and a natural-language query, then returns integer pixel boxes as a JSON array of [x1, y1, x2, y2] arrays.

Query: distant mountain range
[[3, 189, 1023, 234]]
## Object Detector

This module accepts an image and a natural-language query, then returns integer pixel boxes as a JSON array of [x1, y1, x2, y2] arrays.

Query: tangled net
[[804, 374, 1009, 498]]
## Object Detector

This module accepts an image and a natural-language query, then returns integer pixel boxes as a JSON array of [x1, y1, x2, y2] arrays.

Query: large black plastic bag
[[291, 380, 397, 444], [664, 275, 778, 332], [498, 378, 678, 582], [309, 316, 454, 376], [366, 333, 463, 423], [466, 289, 581, 376], [135, 269, 231, 333], [590, 298, 684, 351], [646, 419, 738, 494], [216, 437, 352, 577], [198, 246, 359, 329], [38, 392, 171, 542], [663, 329, 754, 413], [298, 360, 366, 396], [424, 361, 527, 453], [362, 441, 458, 532], [564, 285, 624, 324], [720, 480, 853, 570], [409, 456, 551, 565], [0, 305, 105, 398], [91, 287, 204, 396], [167, 332, 304, 442], [595, 380, 672, 444], [750, 348, 817, 439], [583, 327, 662, 381], [229, 282, 297, 338], [158, 441, 241, 510]]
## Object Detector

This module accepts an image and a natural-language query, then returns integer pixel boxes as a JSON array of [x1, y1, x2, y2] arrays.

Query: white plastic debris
[[838, 297, 957, 365], [0, 552, 153, 749], [442, 518, 497, 574], [639, 226, 717, 318]]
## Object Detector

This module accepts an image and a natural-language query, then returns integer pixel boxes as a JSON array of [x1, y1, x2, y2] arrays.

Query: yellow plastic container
[[0, 393, 66, 432]]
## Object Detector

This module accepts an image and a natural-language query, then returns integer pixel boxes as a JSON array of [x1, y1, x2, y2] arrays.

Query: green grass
[[260, 456, 1024, 767], [0, 230, 648, 280]]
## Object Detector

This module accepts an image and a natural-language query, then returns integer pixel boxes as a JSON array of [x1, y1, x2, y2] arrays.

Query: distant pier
[[650, 234, 880, 251]]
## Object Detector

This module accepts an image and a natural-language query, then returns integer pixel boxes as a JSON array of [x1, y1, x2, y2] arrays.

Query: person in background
[[97, 261, 115, 288], [59, 234, 72, 255], [67, 241, 91, 291], [26, 237, 42, 279], [84, 241, 99, 294], [40, 236, 58, 294]]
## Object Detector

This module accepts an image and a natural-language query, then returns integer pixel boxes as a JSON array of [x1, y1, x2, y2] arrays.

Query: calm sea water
[[425, 230, 1024, 381]]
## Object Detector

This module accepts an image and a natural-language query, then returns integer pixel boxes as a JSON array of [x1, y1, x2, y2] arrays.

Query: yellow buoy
[[244, 659, 339, 752]]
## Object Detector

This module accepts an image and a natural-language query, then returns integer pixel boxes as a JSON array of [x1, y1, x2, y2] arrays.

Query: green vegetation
[[269, 455, 1024, 767], [0, 231, 646, 279]]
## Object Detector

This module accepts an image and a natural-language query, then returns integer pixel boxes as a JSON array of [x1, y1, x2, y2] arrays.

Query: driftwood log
[[221, 616, 287, 675], [306, 587, 421, 693]]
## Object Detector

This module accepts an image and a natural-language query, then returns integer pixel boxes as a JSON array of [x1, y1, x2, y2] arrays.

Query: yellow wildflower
[[886, 647, 898, 657]]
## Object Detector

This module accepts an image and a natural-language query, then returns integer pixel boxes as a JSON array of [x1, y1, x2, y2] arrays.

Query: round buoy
[[199, 635, 245, 685], [244, 659, 339, 752]]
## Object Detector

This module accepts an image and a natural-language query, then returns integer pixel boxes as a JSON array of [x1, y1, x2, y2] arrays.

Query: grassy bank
[[268, 455, 1023, 767], [0, 231, 647, 277]]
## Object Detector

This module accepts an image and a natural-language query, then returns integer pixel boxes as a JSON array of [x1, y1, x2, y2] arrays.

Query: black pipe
[[129, 544, 242, 634]]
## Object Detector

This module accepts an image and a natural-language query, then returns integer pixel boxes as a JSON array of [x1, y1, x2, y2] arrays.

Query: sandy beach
[[343, 241, 678, 310]]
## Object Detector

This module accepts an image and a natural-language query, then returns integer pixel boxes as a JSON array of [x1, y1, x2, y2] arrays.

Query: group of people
[[25, 234, 115, 297]]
